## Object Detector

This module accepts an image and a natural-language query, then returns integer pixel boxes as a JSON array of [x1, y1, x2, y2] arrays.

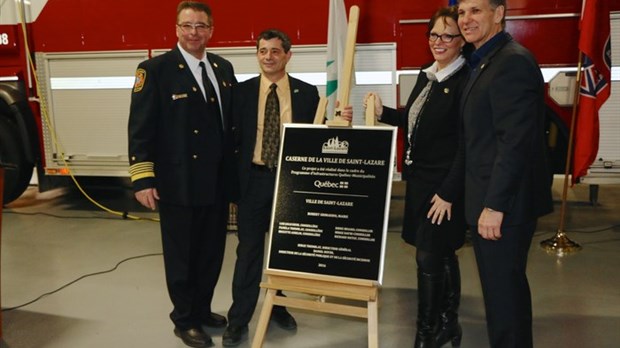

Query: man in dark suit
[[456, 0, 553, 347], [222, 29, 351, 346], [127, 2, 237, 347]]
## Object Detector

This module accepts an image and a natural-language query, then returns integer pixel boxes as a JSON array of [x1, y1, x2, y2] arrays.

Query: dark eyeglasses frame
[[427, 33, 462, 43]]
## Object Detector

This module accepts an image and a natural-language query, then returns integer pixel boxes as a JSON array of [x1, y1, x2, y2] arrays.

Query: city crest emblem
[[133, 68, 146, 92]]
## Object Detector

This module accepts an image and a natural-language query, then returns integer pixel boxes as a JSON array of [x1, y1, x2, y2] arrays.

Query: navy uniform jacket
[[460, 33, 553, 226], [128, 47, 237, 206], [233, 74, 319, 199]]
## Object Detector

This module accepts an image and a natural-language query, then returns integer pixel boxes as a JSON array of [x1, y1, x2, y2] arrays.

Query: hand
[[135, 187, 159, 210], [477, 208, 504, 240], [427, 194, 452, 225], [335, 100, 353, 122], [362, 92, 383, 118]]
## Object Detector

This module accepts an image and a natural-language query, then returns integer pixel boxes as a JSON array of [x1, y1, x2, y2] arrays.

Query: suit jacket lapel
[[460, 64, 481, 113], [207, 52, 227, 97], [206, 52, 228, 129], [460, 34, 512, 113], [246, 77, 261, 146], [171, 47, 201, 99], [288, 75, 303, 123]]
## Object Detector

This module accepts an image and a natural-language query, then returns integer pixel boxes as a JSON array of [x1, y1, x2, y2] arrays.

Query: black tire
[[0, 115, 34, 204]]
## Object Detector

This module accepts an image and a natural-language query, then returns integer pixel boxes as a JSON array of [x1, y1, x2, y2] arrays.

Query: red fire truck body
[[1, 0, 619, 203]]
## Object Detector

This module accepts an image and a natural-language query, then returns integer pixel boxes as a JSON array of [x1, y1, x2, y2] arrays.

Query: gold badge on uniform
[[133, 68, 146, 92], [172, 93, 188, 100]]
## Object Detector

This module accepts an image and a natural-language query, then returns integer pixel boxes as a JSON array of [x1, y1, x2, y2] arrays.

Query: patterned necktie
[[199, 61, 222, 130], [262, 83, 280, 169]]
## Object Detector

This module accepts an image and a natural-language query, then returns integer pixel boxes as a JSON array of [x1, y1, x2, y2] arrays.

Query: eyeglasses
[[177, 22, 212, 33], [427, 33, 461, 43]]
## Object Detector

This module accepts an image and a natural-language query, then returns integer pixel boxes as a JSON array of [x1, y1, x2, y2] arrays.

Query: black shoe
[[271, 308, 297, 330], [435, 323, 462, 347], [414, 270, 445, 348], [222, 325, 249, 347], [174, 327, 213, 348], [202, 312, 228, 328]]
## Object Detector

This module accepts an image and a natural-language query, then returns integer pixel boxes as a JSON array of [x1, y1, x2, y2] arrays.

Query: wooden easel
[[253, 6, 383, 345], [251, 269, 379, 348], [314, 95, 376, 126]]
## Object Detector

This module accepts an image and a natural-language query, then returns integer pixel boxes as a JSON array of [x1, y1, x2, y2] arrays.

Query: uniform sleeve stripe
[[131, 172, 155, 182], [129, 162, 155, 180]]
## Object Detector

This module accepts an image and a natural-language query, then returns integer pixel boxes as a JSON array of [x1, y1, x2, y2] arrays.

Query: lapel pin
[[178, 64, 184, 69], [444, 88, 450, 94]]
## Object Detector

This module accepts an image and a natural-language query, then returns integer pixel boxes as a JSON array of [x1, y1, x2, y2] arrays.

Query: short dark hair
[[491, 0, 507, 28], [427, 6, 460, 34], [177, 1, 213, 25], [457, 0, 506, 29], [490, 0, 506, 8], [256, 29, 292, 53], [457, 0, 505, 6]]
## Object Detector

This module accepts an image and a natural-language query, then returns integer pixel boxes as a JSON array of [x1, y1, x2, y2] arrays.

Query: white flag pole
[[326, 5, 359, 126]]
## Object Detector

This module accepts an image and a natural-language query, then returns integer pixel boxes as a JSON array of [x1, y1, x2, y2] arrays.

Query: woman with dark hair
[[365, 6, 468, 348]]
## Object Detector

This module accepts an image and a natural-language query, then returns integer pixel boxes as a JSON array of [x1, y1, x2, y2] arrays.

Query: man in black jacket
[[223, 29, 352, 346], [127, 2, 236, 347], [457, 0, 553, 347]]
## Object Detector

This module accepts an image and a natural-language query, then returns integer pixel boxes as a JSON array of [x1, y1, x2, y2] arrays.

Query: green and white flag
[[326, 0, 347, 119]]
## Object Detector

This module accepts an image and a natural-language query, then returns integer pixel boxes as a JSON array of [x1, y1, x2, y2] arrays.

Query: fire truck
[[1, 0, 619, 204]]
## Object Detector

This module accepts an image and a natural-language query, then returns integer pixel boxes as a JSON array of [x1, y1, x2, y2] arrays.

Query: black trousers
[[159, 200, 227, 329], [227, 167, 276, 327], [471, 220, 536, 348]]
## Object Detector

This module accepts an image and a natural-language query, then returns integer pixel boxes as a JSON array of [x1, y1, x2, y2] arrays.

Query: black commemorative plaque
[[266, 124, 397, 283]]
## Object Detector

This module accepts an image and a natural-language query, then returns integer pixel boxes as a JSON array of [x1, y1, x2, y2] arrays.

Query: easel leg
[[251, 288, 276, 348], [367, 299, 379, 348]]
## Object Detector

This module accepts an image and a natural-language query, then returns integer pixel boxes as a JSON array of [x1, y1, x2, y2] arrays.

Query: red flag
[[572, 0, 611, 184]]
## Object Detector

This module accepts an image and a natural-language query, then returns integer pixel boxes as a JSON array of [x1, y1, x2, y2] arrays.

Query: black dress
[[380, 59, 469, 254]]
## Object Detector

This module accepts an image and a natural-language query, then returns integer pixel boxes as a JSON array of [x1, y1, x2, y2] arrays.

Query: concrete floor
[[1, 177, 619, 347]]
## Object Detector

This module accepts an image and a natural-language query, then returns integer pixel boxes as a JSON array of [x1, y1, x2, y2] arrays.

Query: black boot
[[435, 255, 462, 348], [414, 270, 444, 348]]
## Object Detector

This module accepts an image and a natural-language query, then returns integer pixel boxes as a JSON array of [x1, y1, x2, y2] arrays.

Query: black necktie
[[262, 83, 280, 169], [199, 61, 222, 129]]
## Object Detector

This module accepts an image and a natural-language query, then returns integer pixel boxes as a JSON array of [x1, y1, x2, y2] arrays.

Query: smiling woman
[[362, 6, 469, 347], [427, 14, 465, 70]]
